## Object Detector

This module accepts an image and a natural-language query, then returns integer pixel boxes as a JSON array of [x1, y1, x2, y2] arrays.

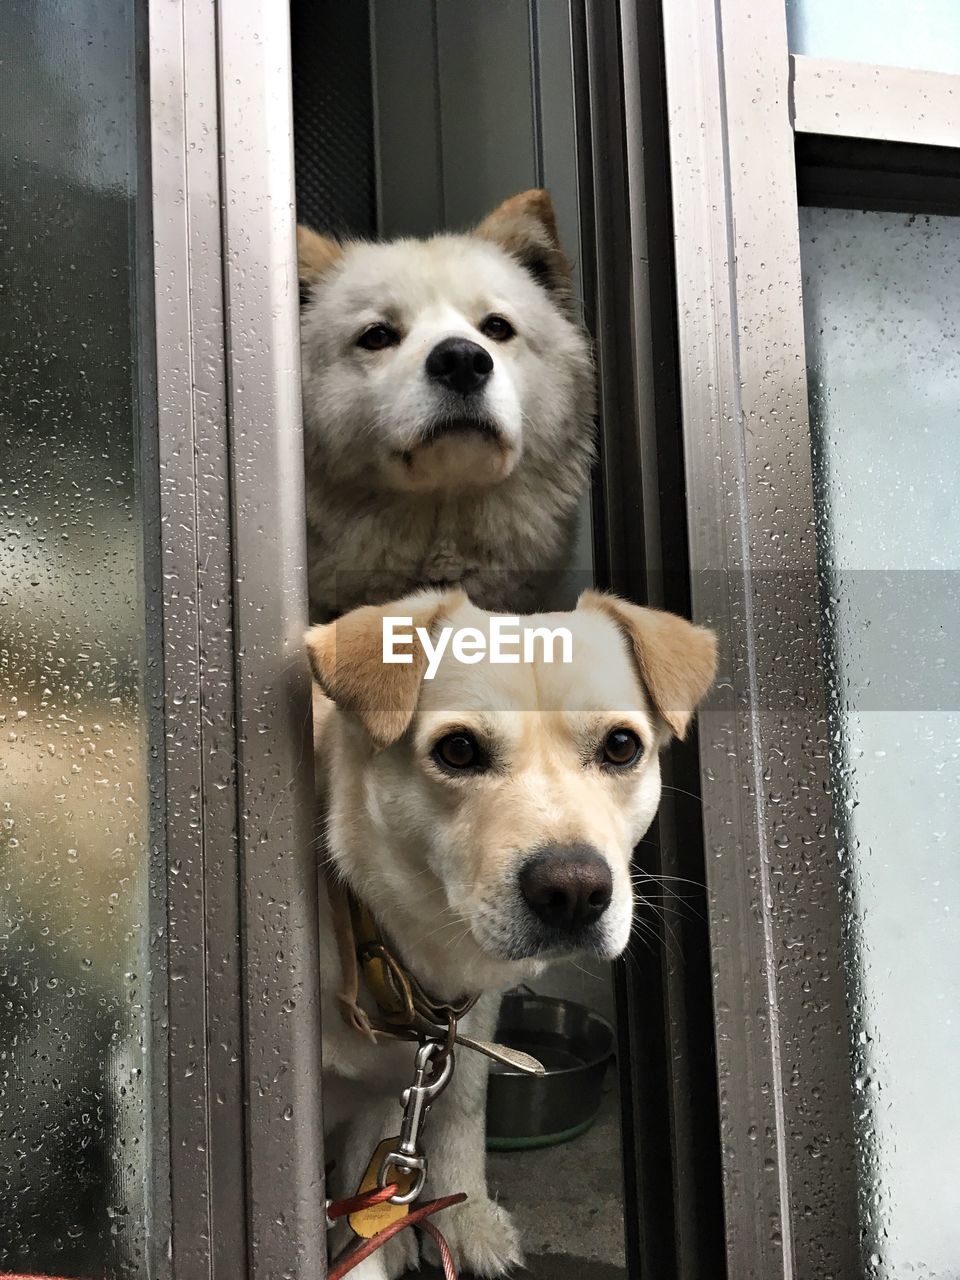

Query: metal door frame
[[575, 4, 728, 1277], [148, 2, 323, 1275], [658, 0, 960, 1275], [145, 1, 960, 1274]]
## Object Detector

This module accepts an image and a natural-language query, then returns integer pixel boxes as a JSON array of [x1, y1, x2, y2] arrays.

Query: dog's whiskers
[[637, 896, 694, 923], [417, 911, 471, 946], [626, 904, 685, 970], [567, 959, 605, 984], [632, 873, 707, 923], [634, 871, 706, 890], [659, 783, 707, 807]]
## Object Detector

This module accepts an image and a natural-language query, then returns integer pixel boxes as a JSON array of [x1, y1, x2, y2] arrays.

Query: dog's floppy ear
[[304, 590, 464, 749], [297, 225, 342, 302], [475, 189, 574, 312], [580, 591, 717, 740]]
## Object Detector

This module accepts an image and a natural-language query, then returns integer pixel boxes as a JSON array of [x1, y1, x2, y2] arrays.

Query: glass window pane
[[787, 0, 960, 75], [800, 206, 960, 1280], [0, 0, 155, 1274]]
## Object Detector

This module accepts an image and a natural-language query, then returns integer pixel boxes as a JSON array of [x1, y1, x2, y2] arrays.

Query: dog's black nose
[[519, 847, 613, 932], [425, 337, 494, 396]]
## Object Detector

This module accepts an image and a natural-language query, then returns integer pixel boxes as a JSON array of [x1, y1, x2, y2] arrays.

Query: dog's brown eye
[[357, 323, 400, 351], [602, 728, 642, 768], [479, 314, 515, 342], [433, 731, 483, 771]]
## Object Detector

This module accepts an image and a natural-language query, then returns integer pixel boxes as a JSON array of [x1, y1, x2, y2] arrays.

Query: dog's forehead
[[330, 236, 529, 315], [419, 602, 650, 717]]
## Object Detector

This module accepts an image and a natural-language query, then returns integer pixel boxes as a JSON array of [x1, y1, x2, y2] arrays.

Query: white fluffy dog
[[298, 191, 595, 621]]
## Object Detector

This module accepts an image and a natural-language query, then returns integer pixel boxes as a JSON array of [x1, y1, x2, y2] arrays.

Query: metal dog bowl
[[486, 991, 615, 1151]]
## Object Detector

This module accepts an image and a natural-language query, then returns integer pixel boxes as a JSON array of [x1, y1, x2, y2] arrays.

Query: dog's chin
[[471, 920, 626, 968], [385, 419, 519, 494]]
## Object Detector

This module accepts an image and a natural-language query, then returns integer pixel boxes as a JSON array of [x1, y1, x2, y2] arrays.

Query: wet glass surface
[[0, 0, 152, 1273], [801, 207, 960, 1280], [786, 0, 960, 75]]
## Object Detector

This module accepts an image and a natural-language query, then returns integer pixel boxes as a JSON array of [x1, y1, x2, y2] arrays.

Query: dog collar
[[350, 889, 479, 1038], [325, 872, 543, 1075]]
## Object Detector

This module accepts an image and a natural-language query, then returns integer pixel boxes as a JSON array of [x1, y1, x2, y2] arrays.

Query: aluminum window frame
[[791, 55, 960, 148], [656, 1, 960, 1277], [575, 4, 728, 1277], [147, 2, 960, 1276], [148, 2, 323, 1275]]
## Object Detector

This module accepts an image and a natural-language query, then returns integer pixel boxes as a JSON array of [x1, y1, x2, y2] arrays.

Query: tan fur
[[311, 589, 715, 1278], [311, 589, 715, 1279], [305, 588, 465, 748], [296, 225, 343, 283], [312, 589, 716, 981], [475, 188, 574, 314], [580, 590, 718, 739]]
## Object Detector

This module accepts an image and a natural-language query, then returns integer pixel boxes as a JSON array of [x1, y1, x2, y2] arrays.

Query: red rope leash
[[0, 1186, 464, 1280], [328, 1189, 467, 1280], [418, 1216, 460, 1276], [327, 1181, 400, 1220]]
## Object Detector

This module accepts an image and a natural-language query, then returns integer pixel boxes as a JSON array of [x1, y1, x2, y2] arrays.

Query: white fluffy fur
[[300, 205, 595, 621]]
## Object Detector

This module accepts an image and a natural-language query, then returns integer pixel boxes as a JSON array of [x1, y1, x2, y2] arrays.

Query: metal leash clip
[[379, 1040, 454, 1205]]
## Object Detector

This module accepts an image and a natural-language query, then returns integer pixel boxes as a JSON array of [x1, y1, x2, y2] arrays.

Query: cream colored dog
[[307, 589, 715, 1279], [298, 190, 595, 622]]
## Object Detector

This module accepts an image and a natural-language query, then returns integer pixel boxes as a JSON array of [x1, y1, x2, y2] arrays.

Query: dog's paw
[[340, 1254, 392, 1280], [426, 1196, 523, 1278], [383, 1226, 421, 1279], [376, 1226, 421, 1280], [336, 1227, 419, 1280]]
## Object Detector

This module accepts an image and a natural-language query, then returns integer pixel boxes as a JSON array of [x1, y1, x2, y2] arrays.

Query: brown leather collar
[[327, 871, 477, 1044], [325, 871, 544, 1075], [350, 890, 479, 1042]]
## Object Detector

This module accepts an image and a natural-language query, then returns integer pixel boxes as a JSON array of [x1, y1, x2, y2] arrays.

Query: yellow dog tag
[[348, 1137, 417, 1239]]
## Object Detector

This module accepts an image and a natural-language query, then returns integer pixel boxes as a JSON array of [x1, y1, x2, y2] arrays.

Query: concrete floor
[[405, 1075, 626, 1279]]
